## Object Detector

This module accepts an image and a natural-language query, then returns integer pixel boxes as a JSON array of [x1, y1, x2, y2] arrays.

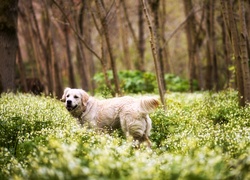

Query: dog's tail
[[139, 97, 160, 113]]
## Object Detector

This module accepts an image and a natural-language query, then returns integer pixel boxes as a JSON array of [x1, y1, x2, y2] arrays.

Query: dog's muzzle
[[66, 100, 77, 111]]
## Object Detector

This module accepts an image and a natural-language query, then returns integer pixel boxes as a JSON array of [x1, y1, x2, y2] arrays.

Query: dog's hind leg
[[120, 113, 152, 148], [134, 116, 152, 148], [143, 115, 152, 147]]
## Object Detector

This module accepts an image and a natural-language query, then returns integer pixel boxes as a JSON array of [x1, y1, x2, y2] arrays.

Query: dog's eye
[[66, 95, 69, 98], [74, 95, 79, 99]]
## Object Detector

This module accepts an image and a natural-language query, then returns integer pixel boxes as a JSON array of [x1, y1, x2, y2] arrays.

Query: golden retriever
[[61, 87, 159, 147]]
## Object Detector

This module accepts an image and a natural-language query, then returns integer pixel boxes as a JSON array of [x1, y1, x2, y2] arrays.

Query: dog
[[61, 87, 159, 147]]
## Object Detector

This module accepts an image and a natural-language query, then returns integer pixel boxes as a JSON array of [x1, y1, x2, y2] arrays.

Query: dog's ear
[[80, 90, 89, 106], [60, 87, 71, 102]]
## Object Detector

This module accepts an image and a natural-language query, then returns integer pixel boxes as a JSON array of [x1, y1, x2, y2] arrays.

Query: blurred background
[[1, 0, 249, 102]]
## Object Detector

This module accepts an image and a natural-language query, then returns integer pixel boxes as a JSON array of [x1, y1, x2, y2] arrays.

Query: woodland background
[[1, 1, 250, 178], [0, 0, 250, 106]]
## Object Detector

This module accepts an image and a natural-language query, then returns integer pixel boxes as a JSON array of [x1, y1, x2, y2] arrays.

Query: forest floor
[[0, 91, 249, 179]]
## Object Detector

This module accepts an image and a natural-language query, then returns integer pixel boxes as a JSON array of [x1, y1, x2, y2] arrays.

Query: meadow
[[0, 91, 249, 179]]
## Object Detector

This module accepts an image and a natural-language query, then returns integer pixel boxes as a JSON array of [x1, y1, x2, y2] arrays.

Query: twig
[[162, 7, 202, 47], [52, 0, 102, 61]]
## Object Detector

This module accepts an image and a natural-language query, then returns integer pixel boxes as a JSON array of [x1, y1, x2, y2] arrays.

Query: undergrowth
[[0, 91, 249, 179]]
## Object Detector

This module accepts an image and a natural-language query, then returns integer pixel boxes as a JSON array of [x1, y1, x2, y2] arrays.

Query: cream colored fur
[[61, 87, 159, 147]]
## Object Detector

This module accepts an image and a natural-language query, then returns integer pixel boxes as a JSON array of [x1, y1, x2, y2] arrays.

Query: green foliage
[[0, 91, 250, 179], [0, 93, 74, 163], [119, 70, 156, 94], [93, 70, 194, 95], [164, 74, 198, 92], [93, 70, 157, 95]]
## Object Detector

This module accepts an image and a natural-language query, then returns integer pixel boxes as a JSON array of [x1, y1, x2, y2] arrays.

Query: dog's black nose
[[67, 100, 72, 105]]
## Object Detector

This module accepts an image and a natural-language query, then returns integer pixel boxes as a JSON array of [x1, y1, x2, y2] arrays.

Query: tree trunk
[[50, 23, 63, 97], [20, 1, 44, 81], [117, 1, 132, 69], [141, 0, 165, 108], [95, 0, 121, 96], [121, 0, 145, 71], [64, 23, 76, 88], [75, 1, 88, 91], [30, 0, 53, 95], [17, 44, 28, 92], [42, 1, 54, 95], [76, 39, 88, 89], [76, 0, 95, 93], [221, 0, 245, 106], [220, 0, 234, 88], [160, 0, 171, 74], [149, 0, 166, 90], [183, 0, 196, 92], [221, 16, 232, 88], [205, 0, 218, 91], [194, 11, 205, 91], [238, 0, 250, 103], [91, 8, 113, 94], [100, 36, 113, 93], [138, 2, 145, 71], [44, 1, 63, 97], [228, 0, 244, 106], [0, 0, 19, 92], [84, 2, 96, 94]]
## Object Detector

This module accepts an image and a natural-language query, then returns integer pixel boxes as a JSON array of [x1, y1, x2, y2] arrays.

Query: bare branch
[[52, 0, 102, 61], [163, 7, 202, 47]]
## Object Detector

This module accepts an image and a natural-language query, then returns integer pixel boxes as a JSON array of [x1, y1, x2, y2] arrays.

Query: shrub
[[93, 70, 157, 95], [93, 70, 195, 95], [164, 74, 189, 92], [0, 93, 76, 176]]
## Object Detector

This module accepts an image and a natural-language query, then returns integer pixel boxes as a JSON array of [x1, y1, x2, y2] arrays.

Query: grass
[[0, 91, 250, 179]]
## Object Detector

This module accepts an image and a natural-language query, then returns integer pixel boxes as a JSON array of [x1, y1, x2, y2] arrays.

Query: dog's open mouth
[[66, 105, 78, 111]]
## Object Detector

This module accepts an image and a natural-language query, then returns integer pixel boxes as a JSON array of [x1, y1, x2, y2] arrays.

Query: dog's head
[[61, 87, 89, 117]]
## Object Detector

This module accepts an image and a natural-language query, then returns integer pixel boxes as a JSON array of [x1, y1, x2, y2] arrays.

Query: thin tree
[[83, 0, 96, 94], [117, 1, 132, 69], [205, 0, 219, 91], [183, 0, 196, 92], [75, 2, 90, 91], [238, 0, 250, 103], [64, 18, 76, 88], [19, 1, 44, 83], [0, 0, 19, 92], [95, 0, 121, 96], [140, 0, 165, 108], [29, 0, 54, 95], [219, 8, 232, 88], [121, 0, 145, 71], [159, 0, 171, 74], [138, 1, 145, 71], [44, 0, 63, 97], [149, 0, 167, 91], [221, 0, 244, 106], [91, 9, 114, 94]]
